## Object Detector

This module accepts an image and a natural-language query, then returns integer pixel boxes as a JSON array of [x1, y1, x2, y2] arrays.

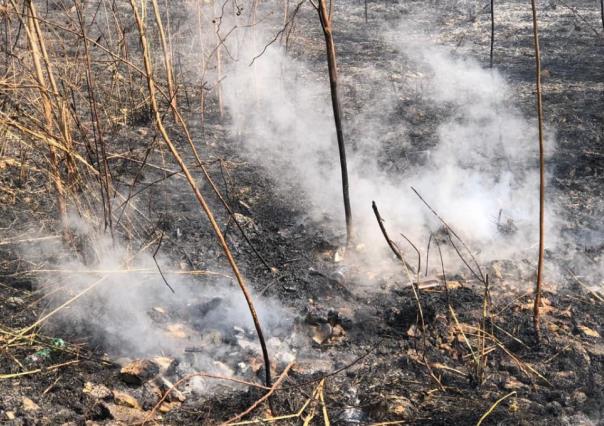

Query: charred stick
[[152, 232, 175, 293], [371, 201, 415, 273]]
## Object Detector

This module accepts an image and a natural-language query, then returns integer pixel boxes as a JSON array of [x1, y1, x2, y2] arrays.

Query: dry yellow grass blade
[[476, 391, 516, 426], [0, 359, 80, 380]]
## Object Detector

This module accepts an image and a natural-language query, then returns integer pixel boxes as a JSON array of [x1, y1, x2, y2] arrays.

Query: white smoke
[[219, 2, 560, 278]]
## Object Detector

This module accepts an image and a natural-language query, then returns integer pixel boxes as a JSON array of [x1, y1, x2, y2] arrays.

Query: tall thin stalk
[[490, 0, 494, 68], [151, 0, 177, 119], [317, 0, 353, 247], [127, 0, 272, 389], [529, 0, 545, 344]]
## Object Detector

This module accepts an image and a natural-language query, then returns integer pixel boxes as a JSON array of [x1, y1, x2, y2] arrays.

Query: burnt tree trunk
[[490, 0, 494, 68], [317, 0, 353, 246]]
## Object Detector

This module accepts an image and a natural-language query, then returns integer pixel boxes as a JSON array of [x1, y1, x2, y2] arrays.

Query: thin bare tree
[[316, 0, 353, 247], [529, 0, 546, 344], [490, 0, 494, 68]]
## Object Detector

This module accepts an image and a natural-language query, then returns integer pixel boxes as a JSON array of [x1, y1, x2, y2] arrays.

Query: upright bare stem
[[529, 0, 545, 344], [490, 0, 494, 68], [317, 0, 353, 247]]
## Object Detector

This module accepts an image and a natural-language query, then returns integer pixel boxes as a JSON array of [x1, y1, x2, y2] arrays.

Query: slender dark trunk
[[317, 0, 353, 246], [529, 0, 545, 344], [490, 0, 494, 68]]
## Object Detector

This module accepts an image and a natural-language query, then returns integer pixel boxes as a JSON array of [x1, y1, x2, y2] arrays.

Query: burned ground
[[0, 0, 603, 425]]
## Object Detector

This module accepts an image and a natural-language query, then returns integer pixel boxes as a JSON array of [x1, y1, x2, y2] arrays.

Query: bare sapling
[[127, 0, 272, 389], [316, 0, 353, 247], [490, 0, 494, 68], [529, 0, 546, 344]]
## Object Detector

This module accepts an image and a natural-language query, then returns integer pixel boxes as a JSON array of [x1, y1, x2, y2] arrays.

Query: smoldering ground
[[218, 2, 568, 280]]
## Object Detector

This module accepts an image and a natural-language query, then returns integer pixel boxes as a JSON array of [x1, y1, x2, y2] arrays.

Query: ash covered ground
[[0, 0, 603, 424]]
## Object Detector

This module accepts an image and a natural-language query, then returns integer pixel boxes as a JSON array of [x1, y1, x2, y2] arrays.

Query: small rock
[[83, 382, 112, 400], [586, 343, 604, 360], [311, 323, 332, 345], [120, 359, 160, 386], [22, 396, 40, 411], [152, 356, 178, 376], [571, 390, 588, 405], [503, 377, 528, 391], [386, 395, 414, 417], [329, 268, 347, 285], [332, 324, 346, 337], [213, 361, 234, 377], [102, 403, 149, 424], [545, 401, 562, 415], [407, 324, 420, 338], [113, 390, 141, 410], [5, 412, 15, 420], [6, 297, 25, 307]]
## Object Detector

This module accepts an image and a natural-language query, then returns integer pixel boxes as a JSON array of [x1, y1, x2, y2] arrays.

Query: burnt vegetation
[[0, 0, 603, 425]]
